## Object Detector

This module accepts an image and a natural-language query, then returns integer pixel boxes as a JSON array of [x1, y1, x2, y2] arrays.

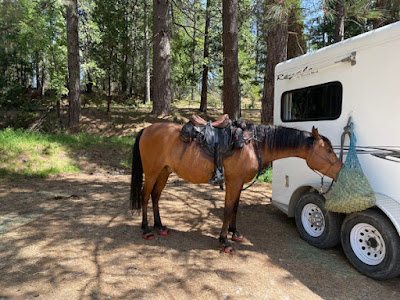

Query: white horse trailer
[[272, 21, 400, 280]]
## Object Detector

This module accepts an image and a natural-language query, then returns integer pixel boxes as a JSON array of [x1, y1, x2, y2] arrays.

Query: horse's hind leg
[[141, 176, 158, 240], [151, 167, 170, 236]]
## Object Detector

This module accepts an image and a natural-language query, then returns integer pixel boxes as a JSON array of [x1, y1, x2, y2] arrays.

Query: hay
[[325, 125, 376, 213]]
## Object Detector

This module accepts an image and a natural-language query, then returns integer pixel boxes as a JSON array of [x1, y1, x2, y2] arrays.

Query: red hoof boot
[[157, 228, 170, 237], [143, 232, 155, 240], [232, 232, 245, 243], [221, 244, 235, 254]]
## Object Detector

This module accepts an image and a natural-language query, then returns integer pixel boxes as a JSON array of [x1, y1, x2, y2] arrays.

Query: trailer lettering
[[277, 66, 318, 80]]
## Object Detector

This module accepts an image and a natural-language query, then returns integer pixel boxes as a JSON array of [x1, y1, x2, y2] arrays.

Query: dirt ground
[[1, 172, 399, 300]]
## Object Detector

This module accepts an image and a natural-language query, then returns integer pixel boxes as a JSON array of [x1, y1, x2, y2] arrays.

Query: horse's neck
[[263, 147, 308, 164], [258, 125, 310, 164]]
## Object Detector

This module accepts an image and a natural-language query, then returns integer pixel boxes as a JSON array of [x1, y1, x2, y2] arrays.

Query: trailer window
[[281, 81, 342, 122]]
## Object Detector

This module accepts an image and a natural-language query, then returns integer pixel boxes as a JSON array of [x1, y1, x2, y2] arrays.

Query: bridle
[[306, 141, 342, 194]]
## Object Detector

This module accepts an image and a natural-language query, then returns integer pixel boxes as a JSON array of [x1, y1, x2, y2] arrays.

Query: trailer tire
[[341, 209, 400, 280], [295, 192, 343, 248]]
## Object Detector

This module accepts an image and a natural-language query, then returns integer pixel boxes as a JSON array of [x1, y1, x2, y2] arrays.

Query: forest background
[[0, 0, 399, 177], [1, 0, 400, 126]]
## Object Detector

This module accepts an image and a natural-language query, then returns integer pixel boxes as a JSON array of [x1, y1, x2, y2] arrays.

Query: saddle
[[180, 114, 246, 189], [191, 114, 232, 128]]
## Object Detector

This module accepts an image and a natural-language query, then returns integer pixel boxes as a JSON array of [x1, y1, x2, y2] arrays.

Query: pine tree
[[334, 0, 345, 42], [144, 0, 151, 104], [222, 0, 240, 119], [261, 0, 290, 124], [200, 0, 211, 112], [65, 0, 81, 127], [152, 0, 171, 115]]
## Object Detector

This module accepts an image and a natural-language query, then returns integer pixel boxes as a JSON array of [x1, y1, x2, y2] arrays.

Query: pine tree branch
[[173, 22, 195, 39], [170, 0, 197, 22], [170, 3, 204, 38], [288, 31, 305, 55]]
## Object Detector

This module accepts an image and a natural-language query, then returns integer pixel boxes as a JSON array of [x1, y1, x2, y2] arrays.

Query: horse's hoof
[[232, 232, 245, 243], [221, 245, 235, 254], [157, 228, 170, 237], [143, 232, 155, 240]]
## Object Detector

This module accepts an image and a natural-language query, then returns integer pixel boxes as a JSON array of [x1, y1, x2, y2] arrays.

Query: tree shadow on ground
[[0, 175, 399, 299]]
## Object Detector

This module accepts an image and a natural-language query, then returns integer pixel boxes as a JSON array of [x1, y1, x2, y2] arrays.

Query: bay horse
[[130, 121, 343, 253]]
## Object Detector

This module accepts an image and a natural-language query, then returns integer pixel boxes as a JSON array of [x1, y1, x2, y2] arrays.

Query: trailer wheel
[[295, 192, 343, 248], [341, 209, 400, 280]]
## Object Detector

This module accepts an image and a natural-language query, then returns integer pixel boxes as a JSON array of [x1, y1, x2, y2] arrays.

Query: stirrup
[[209, 169, 225, 186]]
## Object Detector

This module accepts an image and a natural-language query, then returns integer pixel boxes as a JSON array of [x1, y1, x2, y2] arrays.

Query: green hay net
[[325, 123, 376, 213]]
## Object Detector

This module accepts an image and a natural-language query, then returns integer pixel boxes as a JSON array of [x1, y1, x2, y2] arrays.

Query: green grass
[[0, 128, 271, 181], [0, 128, 133, 178], [257, 168, 272, 183]]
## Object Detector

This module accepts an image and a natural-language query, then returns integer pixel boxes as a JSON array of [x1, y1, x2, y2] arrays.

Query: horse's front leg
[[220, 179, 244, 254], [228, 198, 245, 243]]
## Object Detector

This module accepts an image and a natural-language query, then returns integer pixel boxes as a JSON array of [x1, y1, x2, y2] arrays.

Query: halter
[[306, 141, 342, 194]]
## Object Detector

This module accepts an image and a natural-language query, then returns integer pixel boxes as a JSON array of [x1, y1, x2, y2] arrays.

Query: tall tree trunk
[[152, 0, 171, 115], [334, 0, 345, 42], [35, 53, 41, 92], [65, 0, 81, 127], [86, 72, 93, 93], [107, 47, 113, 113], [107, 73, 111, 113], [22, 64, 27, 87], [121, 54, 128, 94], [40, 66, 45, 97], [102, 79, 106, 92], [287, 9, 306, 59], [255, 8, 260, 87], [191, 1, 198, 103], [57, 99, 61, 126], [129, 54, 135, 97], [373, 0, 387, 28], [144, 0, 151, 104], [200, 0, 211, 112], [36, 63, 40, 90], [261, 21, 288, 124], [389, 0, 400, 23], [17, 62, 21, 85], [222, 0, 240, 119]]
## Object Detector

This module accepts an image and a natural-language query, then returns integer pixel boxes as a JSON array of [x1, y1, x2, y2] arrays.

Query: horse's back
[[139, 122, 259, 184], [142, 122, 182, 140], [139, 122, 182, 161], [139, 122, 214, 183]]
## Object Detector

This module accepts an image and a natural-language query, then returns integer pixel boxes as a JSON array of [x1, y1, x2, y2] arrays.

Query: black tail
[[130, 129, 144, 210]]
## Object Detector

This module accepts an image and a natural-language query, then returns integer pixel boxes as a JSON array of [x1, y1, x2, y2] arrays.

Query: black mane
[[245, 124, 330, 151]]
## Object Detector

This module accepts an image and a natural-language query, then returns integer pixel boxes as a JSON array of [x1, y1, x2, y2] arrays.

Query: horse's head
[[306, 127, 343, 181]]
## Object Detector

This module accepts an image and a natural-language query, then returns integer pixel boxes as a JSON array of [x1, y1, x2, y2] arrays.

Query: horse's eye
[[327, 149, 332, 154]]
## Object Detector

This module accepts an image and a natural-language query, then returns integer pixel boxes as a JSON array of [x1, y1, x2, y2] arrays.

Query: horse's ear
[[312, 126, 320, 140]]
